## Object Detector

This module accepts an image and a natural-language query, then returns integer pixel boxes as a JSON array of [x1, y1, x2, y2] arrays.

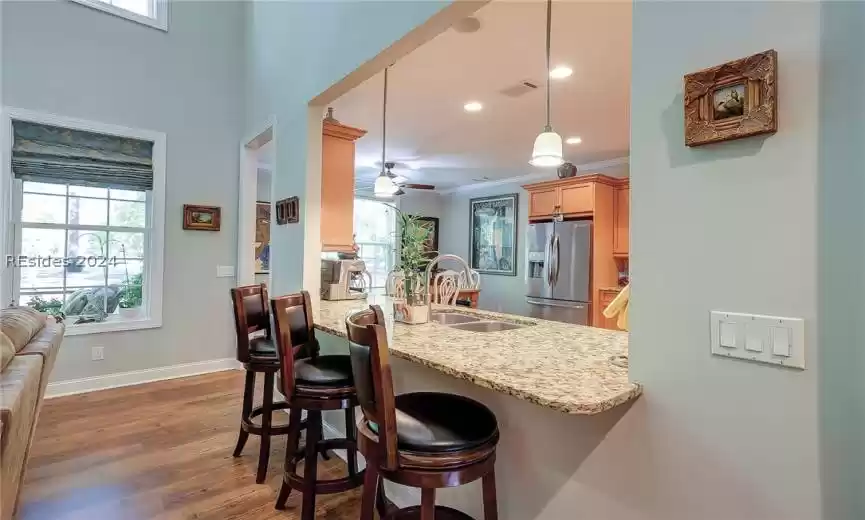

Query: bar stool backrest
[[230, 283, 271, 363], [270, 291, 319, 400], [345, 305, 399, 471]]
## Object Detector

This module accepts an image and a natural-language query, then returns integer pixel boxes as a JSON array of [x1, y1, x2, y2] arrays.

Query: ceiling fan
[[383, 161, 435, 195]]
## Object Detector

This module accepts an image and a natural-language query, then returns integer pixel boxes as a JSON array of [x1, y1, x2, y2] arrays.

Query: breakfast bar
[[315, 296, 641, 415], [314, 296, 642, 518]]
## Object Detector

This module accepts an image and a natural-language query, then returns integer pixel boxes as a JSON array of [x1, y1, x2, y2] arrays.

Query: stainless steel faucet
[[424, 254, 472, 313]]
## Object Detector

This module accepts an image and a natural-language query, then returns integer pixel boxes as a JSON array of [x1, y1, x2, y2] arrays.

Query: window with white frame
[[71, 0, 167, 31], [353, 198, 396, 289], [3, 114, 164, 335]]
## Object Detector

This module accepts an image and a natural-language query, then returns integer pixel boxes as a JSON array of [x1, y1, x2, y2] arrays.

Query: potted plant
[[118, 272, 143, 319], [392, 209, 433, 324], [27, 296, 65, 320]]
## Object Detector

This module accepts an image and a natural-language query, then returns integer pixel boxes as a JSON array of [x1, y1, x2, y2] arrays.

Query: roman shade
[[11, 121, 154, 191]]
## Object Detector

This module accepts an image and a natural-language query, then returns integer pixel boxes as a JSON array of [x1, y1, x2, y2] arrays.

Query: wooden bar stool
[[270, 291, 365, 519], [346, 305, 500, 520], [230, 283, 297, 483]]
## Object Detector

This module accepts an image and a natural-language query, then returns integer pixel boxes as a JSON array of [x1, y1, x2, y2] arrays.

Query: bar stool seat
[[248, 337, 278, 362], [347, 305, 500, 520], [271, 292, 365, 520], [294, 355, 354, 386], [231, 283, 302, 484], [386, 392, 499, 454]]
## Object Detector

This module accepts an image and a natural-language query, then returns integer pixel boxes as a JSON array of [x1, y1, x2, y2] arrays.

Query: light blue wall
[[817, 2, 865, 518], [1, 0, 245, 381], [245, 1, 451, 295], [629, 2, 823, 518]]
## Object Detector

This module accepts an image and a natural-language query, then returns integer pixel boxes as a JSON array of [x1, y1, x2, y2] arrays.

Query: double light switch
[[710, 311, 805, 369]]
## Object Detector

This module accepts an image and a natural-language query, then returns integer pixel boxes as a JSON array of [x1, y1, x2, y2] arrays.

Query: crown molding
[[438, 156, 630, 195]]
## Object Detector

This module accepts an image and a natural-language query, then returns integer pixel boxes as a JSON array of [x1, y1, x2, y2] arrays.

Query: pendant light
[[529, 0, 564, 168], [374, 67, 399, 198]]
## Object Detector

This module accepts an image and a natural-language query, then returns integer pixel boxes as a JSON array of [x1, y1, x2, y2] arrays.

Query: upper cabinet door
[[320, 120, 366, 253], [528, 188, 559, 219], [613, 186, 630, 256], [559, 183, 594, 215]]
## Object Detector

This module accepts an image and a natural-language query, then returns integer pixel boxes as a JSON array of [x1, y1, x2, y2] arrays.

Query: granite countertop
[[314, 296, 642, 415]]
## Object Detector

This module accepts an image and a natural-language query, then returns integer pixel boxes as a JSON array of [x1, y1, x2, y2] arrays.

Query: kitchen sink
[[430, 311, 483, 325], [447, 321, 526, 332]]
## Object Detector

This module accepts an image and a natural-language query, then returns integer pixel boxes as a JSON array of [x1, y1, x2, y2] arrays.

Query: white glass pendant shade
[[529, 130, 564, 167], [374, 173, 397, 197]]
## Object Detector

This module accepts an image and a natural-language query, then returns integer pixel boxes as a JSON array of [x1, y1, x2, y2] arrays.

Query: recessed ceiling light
[[463, 101, 483, 112], [565, 136, 582, 145], [550, 66, 573, 79]]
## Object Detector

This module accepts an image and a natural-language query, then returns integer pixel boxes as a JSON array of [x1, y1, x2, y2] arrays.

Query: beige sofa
[[0, 308, 64, 520]]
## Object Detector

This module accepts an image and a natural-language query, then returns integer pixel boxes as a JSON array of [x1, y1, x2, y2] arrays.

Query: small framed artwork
[[275, 196, 299, 225], [254, 201, 271, 274], [469, 194, 518, 276], [409, 216, 439, 259], [183, 204, 221, 231], [684, 49, 777, 147]]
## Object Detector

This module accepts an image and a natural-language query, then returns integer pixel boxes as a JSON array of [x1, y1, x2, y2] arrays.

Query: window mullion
[[62, 189, 69, 302]]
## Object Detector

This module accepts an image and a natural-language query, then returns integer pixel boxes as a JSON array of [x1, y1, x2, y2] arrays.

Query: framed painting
[[411, 216, 439, 259], [469, 194, 518, 276], [182, 204, 221, 231], [684, 49, 778, 146], [255, 201, 271, 274]]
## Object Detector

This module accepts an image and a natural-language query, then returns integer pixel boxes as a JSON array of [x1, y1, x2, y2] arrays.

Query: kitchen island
[[314, 296, 642, 519]]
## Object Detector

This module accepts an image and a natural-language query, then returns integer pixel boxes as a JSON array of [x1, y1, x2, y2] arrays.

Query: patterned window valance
[[11, 121, 154, 191]]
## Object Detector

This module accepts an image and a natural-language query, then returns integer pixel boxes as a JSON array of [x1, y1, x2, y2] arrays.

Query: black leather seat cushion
[[295, 355, 353, 387], [249, 337, 277, 362], [387, 392, 499, 453]]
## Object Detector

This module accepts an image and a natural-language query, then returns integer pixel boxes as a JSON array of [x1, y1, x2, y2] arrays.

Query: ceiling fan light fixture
[[374, 173, 398, 198], [530, 129, 564, 167]]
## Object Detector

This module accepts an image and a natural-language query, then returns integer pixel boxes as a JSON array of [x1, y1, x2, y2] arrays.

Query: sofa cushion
[[0, 332, 13, 372], [0, 308, 46, 353], [0, 355, 42, 520], [17, 322, 65, 402]]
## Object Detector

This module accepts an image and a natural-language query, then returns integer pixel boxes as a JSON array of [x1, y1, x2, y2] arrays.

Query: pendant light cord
[[544, 0, 552, 132], [381, 67, 388, 174]]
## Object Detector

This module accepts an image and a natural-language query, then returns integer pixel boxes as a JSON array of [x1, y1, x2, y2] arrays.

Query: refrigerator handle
[[552, 234, 560, 286], [545, 233, 553, 286]]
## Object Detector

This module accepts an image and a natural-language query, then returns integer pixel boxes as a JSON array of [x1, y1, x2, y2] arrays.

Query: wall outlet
[[91, 346, 104, 361], [216, 265, 235, 278]]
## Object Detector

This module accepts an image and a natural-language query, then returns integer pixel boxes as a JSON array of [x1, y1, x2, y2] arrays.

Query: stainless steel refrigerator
[[525, 220, 591, 325]]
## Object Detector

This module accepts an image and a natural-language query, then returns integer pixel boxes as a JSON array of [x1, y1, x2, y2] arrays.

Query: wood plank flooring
[[18, 371, 364, 520]]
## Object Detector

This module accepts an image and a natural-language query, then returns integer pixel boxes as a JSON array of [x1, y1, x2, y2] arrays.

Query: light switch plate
[[710, 311, 805, 369]]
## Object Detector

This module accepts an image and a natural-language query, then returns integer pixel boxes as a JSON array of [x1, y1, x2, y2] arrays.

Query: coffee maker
[[320, 259, 371, 300]]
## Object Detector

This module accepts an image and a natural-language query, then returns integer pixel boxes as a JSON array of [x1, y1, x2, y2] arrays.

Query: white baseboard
[[46, 358, 241, 398], [320, 417, 421, 508]]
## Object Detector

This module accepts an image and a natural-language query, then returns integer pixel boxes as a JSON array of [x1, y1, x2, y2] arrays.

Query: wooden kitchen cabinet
[[523, 177, 599, 220], [613, 185, 629, 257], [598, 288, 624, 330], [528, 187, 559, 219], [559, 183, 594, 215], [321, 118, 366, 253]]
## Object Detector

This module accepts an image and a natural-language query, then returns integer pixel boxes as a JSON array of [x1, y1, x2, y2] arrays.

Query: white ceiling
[[330, 0, 632, 191]]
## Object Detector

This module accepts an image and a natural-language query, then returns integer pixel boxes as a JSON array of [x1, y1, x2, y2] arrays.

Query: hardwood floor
[[18, 371, 364, 520]]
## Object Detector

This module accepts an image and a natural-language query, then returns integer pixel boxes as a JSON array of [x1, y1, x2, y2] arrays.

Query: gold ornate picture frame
[[684, 50, 777, 147]]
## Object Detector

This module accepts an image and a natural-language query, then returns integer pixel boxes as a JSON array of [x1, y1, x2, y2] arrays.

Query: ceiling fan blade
[[401, 183, 435, 190]]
